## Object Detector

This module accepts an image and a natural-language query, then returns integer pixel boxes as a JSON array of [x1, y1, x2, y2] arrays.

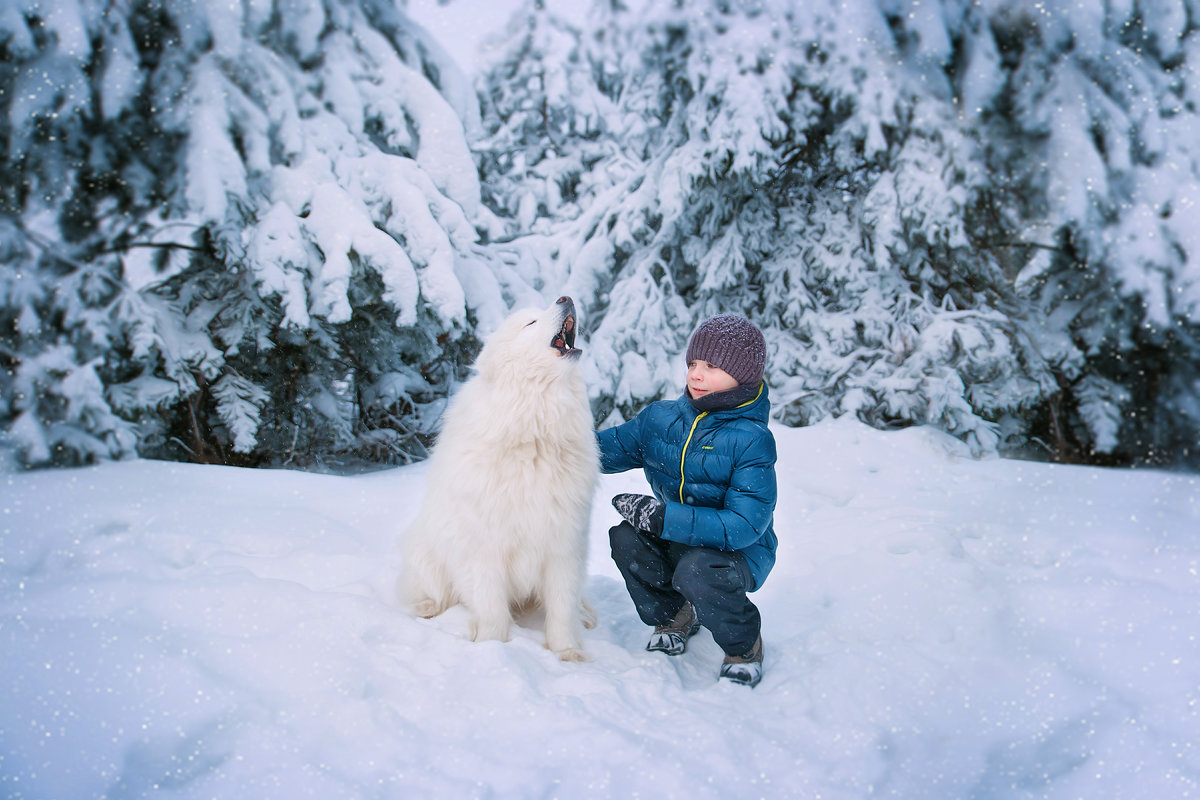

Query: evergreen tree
[[956, 1, 1200, 465], [1, 0, 522, 468], [473, 0, 633, 309], [477, 1, 609, 231], [6, 0, 1200, 471], [480, 0, 1055, 454], [479, 0, 1200, 467]]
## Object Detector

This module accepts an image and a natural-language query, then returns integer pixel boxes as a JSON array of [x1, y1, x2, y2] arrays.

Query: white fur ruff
[[399, 298, 599, 661]]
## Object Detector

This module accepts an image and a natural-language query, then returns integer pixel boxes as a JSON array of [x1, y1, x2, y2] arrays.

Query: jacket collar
[[677, 381, 769, 422], [687, 380, 762, 413]]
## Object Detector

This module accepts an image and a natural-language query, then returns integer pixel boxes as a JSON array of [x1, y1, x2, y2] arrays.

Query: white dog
[[400, 296, 599, 661]]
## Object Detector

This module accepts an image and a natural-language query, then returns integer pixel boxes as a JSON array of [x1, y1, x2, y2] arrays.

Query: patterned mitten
[[611, 493, 666, 536]]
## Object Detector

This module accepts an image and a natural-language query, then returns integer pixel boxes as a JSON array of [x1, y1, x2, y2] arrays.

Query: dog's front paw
[[411, 598, 446, 619], [554, 647, 591, 663], [469, 618, 512, 643]]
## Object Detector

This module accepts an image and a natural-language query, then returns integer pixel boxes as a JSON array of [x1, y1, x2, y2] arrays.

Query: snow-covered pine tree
[[477, 0, 1199, 467], [481, 0, 1058, 453], [754, 0, 1063, 455], [1, 0, 522, 468], [954, 0, 1200, 466], [472, 0, 633, 308], [477, 2, 601, 232]]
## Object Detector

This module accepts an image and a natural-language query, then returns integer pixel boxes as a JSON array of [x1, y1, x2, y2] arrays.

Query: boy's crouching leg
[[671, 547, 764, 685], [609, 521, 687, 629]]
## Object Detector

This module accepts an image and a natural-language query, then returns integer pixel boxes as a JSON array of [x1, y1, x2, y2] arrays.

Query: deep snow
[[1, 418, 1197, 799]]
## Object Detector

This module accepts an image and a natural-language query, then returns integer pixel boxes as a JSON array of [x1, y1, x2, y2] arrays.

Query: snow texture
[[2, 419, 1197, 799]]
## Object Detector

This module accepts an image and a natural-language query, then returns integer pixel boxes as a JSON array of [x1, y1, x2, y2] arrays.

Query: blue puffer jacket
[[596, 383, 778, 589]]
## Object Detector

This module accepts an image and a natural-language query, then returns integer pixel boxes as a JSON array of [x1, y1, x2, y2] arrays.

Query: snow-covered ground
[[2, 418, 1197, 799]]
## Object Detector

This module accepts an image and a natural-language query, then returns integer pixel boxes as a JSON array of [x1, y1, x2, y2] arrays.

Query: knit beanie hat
[[685, 314, 766, 387]]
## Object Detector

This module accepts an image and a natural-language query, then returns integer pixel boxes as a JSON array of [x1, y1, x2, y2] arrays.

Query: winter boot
[[646, 602, 701, 656], [719, 635, 763, 688]]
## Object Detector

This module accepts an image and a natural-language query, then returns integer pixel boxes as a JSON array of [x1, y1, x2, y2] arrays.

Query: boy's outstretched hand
[[612, 493, 666, 536]]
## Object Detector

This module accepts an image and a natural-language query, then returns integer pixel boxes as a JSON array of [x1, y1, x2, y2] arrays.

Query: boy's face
[[687, 360, 739, 399]]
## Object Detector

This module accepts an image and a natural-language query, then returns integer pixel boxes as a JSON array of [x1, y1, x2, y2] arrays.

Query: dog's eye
[[524, 320, 537, 328]]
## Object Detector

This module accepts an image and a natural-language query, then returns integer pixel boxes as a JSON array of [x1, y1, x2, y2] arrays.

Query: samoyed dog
[[400, 296, 599, 661]]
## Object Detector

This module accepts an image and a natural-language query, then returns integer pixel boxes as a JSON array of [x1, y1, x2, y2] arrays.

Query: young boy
[[596, 314, 777, 687]]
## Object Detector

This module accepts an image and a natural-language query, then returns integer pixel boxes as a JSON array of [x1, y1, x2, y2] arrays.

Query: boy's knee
[[608, 520, 639, 552], [609, 522, 653, 569], [672, 548, 750, 595]]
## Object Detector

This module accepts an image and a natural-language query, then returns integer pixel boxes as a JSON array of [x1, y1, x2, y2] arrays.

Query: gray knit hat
[[685, 314, 766, 387]]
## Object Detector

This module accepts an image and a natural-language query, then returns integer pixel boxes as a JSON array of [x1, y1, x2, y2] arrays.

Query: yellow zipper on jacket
[[677, 381, 765, 503], [678, 412, 708, 503]]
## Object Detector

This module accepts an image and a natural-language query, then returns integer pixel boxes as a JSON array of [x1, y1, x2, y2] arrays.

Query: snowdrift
[[2, 418, 1196, 798]]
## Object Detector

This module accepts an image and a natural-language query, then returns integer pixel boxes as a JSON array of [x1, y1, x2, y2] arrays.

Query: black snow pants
[[609, 521, 761, 657]]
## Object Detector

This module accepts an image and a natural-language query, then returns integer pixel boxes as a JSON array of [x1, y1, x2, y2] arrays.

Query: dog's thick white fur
[[400, 296, 599, 661]]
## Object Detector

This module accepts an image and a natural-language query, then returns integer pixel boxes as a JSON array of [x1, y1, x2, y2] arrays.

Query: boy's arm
[[595, 413, 646, 475], [661, 433, 777, 550]]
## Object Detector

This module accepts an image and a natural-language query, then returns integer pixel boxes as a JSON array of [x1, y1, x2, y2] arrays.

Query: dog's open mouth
[[553, 313, 579, 357], [551, 296, 581, 358]]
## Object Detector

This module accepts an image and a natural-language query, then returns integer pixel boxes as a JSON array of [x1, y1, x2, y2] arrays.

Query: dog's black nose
[[556, 296, 571, 305]]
